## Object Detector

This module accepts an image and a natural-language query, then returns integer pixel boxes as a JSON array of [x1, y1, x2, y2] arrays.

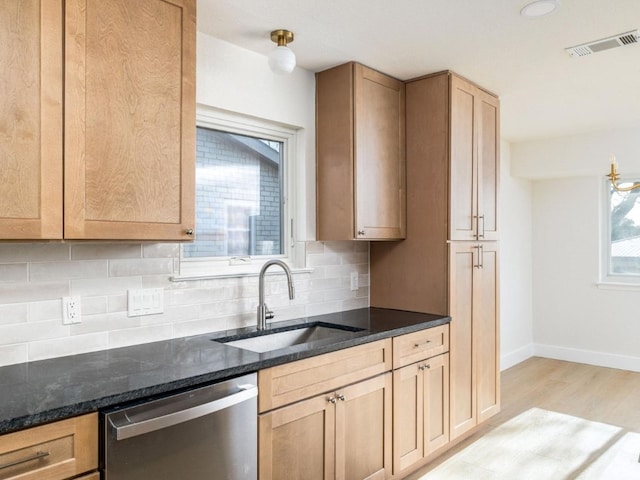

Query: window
[[602, 178, 640, 284], [179, 107, 299, 277]]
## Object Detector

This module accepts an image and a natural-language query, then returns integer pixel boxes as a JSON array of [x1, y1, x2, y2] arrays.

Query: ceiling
[[198, 0, 640, 143]]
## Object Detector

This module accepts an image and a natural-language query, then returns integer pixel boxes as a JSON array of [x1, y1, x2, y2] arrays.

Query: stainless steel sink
[[217, 325, 360, 353]]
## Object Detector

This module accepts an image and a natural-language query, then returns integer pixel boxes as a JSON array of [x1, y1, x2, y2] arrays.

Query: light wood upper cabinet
[[450, 75, 499, 241], [0, 0, 63, 239], [0, 0, 195, 241], [316, 62, 406, 241], [64, 0, 195, 240], [449, 241, 500, 440]]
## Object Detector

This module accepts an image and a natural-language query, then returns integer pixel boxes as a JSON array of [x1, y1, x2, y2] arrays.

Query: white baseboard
[[501, 343, 535, 371], [534, 343, 640, 372]]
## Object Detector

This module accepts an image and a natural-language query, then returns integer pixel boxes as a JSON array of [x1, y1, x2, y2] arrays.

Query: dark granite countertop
[[0, 307, 450, 435]]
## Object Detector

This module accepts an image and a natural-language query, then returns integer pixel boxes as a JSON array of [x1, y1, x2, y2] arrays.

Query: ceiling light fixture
[[520, 0, 560, 18], [268, 29, 296, 75]]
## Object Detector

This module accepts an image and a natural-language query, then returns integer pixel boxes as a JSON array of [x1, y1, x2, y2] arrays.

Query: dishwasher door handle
[[111, 384, 258, 441]]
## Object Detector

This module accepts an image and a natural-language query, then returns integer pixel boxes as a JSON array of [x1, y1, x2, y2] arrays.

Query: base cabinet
[[0, 413, 97, 480], [393, 353, 449, 474], [259, 373, 392, 480], [449, 242, 500, 440]]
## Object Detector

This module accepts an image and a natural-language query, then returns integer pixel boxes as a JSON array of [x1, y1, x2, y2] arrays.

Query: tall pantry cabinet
[[371, 71, 500, 442]]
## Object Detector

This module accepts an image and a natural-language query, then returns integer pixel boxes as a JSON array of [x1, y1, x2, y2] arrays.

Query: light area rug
[[419, 408, 640, 480]]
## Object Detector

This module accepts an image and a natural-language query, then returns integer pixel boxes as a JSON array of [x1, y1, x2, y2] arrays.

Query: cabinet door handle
[[336, 394, 345, 402], [0, 451, 50, 470], [357, 230, 365, 236], [473, 245, 483, 269], [414, 340, 432, 348], [185, 228, 194, 236], [479, 244, 484, 269], [328, 396, 337, 404], [478, 215, 485, 239]]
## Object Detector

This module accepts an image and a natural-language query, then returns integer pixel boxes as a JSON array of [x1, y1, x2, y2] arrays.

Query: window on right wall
[[603, 179, 640, 283]]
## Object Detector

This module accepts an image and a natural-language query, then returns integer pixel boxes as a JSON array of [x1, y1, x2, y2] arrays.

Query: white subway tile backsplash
[[0, 244, 70, 263], [71, 276, 141, 296], [0, 240, 370, 366], [108, 324, 173, 349], [109, 258, 175, 277], [71, 243, 142, 260], [0, 320, 69, 345], [28, 333, 109, 362], [30, 260, 109, 281], [0, 304, 28, 325], [143, 243, 180, 258], [0, 344, 27, 367], [0, 281, 69, 304], [70, 312, 139, 335], [28, 300, 62, 322], [0, 264, 28, 283]]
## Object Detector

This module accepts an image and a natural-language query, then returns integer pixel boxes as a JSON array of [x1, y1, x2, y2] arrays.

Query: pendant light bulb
[[268, 29, 296, 75]]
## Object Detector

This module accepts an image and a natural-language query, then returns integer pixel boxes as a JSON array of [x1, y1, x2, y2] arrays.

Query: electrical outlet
[[350, 272, 359, 291], [62, 296, 81, 325]]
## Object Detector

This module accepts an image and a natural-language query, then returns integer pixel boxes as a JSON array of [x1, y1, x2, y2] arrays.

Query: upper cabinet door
[[316, 62, 406, 241], [64, 0, 195, 240], [476, 90, 500, 241], [449, 75, 499, 241], [0, 1, 63, 239], [449, 75, 477, 242], [354, 64, 406, 240]]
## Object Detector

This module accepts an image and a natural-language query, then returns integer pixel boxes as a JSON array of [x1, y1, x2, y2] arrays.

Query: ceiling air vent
[[565, 29, 640, 57]]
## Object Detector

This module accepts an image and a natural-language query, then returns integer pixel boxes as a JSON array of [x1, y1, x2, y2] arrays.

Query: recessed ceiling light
[[520, 0, 560, 18]]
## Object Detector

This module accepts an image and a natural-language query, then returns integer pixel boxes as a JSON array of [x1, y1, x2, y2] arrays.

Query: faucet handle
[[264, 304, 274, 320]]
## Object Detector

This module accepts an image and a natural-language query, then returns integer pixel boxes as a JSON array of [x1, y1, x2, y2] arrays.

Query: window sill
[[171, 267, 313, 282], [596, 281, 640, 291]]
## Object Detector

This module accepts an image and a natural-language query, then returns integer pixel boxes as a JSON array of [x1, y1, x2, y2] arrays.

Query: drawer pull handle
[[414, 340, 432, 348], [0, 450, 50, 470]]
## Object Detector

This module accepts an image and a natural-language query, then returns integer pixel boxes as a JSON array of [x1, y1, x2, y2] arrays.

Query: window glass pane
[[609, 183, 640, 275], [183, 127, 284, 258]]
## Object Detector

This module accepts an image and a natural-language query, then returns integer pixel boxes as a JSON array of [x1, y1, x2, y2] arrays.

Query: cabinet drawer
[[393, 325, 449, 368], [259, 339, 392, 412], [0, 413, 97, 480]]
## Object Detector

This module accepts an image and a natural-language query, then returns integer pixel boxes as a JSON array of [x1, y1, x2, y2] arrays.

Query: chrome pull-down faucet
[[257, 259, 295, 330]]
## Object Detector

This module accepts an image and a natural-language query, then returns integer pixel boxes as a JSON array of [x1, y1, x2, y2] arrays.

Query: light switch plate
[[128, 288, 164, 317]]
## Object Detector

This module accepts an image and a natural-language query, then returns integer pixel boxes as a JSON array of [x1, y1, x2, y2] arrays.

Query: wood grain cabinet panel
[[316, 62, 405, 241], [450, 75, 499, 241], [259, 373, 392, 480], [64, 0, 195, 240], [449, 241, 500, 440], [0, 413, 98, 480], [0, 0, 63, 239], [0, 0, 195, 241], [258, 339, 392, 413]]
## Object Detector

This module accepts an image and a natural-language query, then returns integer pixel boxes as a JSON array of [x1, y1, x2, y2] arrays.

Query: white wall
[[499, 141, 534, 370], [513, 126, 640, 371], [197, 33, 317, 240]]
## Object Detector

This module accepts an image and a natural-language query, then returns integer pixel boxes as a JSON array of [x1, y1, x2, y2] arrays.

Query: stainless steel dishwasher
[[102, 372, 258, 480]]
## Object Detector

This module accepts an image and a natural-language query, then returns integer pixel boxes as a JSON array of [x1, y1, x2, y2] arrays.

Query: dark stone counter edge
[[0, 310, 451, 434]]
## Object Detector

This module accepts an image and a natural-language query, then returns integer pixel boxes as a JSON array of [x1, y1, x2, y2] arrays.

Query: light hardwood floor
[[406, 356, 640, 478]]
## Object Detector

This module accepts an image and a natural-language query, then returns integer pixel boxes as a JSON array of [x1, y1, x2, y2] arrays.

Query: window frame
[[599, 176, 640, 287], [177, 106, 299, 278]]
